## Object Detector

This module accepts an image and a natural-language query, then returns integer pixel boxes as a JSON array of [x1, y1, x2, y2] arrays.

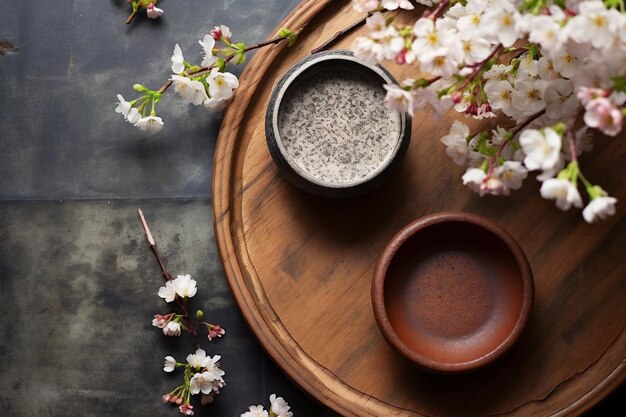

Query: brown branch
[[565, 107, 583, 162], [455, 43, 503, 93], [510, 108, 546, 138], [424, 0, 450, 19], [137, 207, 173, 281], [311, 13, 372, 55]]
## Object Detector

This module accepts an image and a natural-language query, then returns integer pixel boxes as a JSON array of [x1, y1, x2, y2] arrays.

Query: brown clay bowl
[[372, 212, 534, 374]]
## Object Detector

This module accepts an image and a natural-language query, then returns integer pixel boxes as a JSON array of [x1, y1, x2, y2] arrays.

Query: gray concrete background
[[0, 0, 622, 416]]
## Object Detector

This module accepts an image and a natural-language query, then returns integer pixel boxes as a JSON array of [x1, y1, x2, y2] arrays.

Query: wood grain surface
[[212, 1, 626, 415]]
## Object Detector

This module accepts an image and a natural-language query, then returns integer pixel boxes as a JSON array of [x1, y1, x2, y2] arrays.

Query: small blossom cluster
[[125, 0, 164, 24], [351, 0, 624, 222], [240, 394, 293, 417], [162, 349, 226, 416], [139, 208, 227, 416], [115, 25, 298, 134], [115, 26, 240, 135]]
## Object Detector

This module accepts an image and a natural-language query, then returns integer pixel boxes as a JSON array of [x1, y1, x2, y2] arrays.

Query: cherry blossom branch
[[510, 108, 546, 138], [155, 34, 291, 95], [138, 207, 202, 349], [424, 0, 450, 19], [565, 107, 583, 162], [138, 207, 173, 281], [455, 43, 503, 93], [311, 13, 373, 54]]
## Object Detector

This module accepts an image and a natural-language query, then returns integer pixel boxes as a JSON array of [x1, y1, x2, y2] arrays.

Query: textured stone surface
[[0, 201, 334, 416]]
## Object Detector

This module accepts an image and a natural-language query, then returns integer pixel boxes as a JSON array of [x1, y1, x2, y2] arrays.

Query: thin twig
[[311, 13, 372, 54], [510, 108, 546, 138], [565, 108, 583, 162], [138, 207, 172, 281], [424, 0, 450, 19]]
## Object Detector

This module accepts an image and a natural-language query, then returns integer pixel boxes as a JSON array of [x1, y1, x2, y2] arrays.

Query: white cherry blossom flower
[[583, 196, 617, 223], [483, 64, 513, 82], [518, 53, 538, 77], [127, 107, 141, 124], [190, 372, 216, 395], [583, 97, 623, 136], [269, 394, 293, 417], [203, 355, 226, 380], [480, 176, 506, 196], [171, 75, 209, 106], [210, 25, 232, 41], [163, 356, 176, 372], [381, 0, 414, 10], [383, 84, 414, 115], [134, 116, 164, 134], [544, 79, 578, 120], [412, 18, 455, 61], [511, 77, 546, 119], [352, 0, 380, 13], [146, 3, 164, 19], [241, 405, 268, 417], [353, 36, 385, 64], [187, 349, 209, 369], [173, 274, 197, 298], [525, 15, 563, 53], [115, 94, 133, 119], [420, 53, 458, 77], [565, 1, 613, 49], [552, 52, 579, 78], [495, 161, 527, 192], [458, 33, 491, 65], [537, 57, 559, 81], [440, 121, 470, 165], [204, 97, 228, 112], [462, 168, 487, 192], [171, 44, 185, 74], [519, 128, 562, 171], [199, 35, 217, 67], [365, 12, 388, 40], [480, 0, 521, 47], [163, 321, 181, 336], [540, 179, 583, 210], [484, 80, 514, 116], [158, 280, 177, 303], [207, 68, 239, 100]]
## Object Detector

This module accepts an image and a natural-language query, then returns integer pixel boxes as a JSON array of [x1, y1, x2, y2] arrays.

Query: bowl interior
[[380, 218, 530, 371], [273, 55, 404, 188]]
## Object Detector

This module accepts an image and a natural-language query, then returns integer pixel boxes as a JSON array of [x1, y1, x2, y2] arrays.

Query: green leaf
[[235, 52, 246, 65], [612, 75, 626, 93], [277, 27, 299, 46]]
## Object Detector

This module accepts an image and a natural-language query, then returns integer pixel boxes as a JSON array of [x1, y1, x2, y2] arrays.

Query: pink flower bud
[[395, 50, 407, 65], [210, 27, 222, 40], [451, 92, 462, 104]]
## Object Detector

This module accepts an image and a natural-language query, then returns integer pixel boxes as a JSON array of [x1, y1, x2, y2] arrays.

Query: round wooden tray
[[213, 1, 626, 415]]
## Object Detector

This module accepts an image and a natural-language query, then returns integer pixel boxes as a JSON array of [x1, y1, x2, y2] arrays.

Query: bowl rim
[[371, 211, 534, 374], [268, 50, 407, 189]]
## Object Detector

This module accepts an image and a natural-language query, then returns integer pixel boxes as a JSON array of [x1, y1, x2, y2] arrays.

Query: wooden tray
[[213, 1, 626, 415]]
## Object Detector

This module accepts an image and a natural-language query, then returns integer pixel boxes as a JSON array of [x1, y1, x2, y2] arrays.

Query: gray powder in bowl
[[277, 67, 402, 185]]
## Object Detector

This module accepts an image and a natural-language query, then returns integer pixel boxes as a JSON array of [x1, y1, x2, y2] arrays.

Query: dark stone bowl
[[371, 212, 534, 374], [265, 50, 411, 199]]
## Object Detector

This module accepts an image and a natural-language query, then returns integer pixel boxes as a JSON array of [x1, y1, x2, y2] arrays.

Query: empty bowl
[[265, 50, 411, 198], [371, 212, 534, 373]]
